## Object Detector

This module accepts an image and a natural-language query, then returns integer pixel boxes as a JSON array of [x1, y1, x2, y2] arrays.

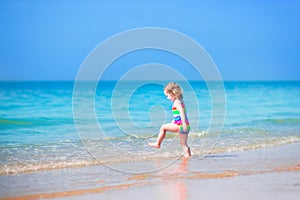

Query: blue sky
[[0, 0, 299, 81]]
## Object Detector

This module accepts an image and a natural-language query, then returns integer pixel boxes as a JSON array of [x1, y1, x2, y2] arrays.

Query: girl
[[148, 82, 191, 157]]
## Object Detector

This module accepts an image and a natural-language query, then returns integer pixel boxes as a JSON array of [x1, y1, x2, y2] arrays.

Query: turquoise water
[[0, 81, 300, 174]]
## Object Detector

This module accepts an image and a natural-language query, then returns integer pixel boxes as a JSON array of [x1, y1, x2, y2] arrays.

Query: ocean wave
[[0, 118, 32, 126], [101, 130, 208, 141], [0, 160, 99, 175], [0, 117, 74, 128], [210, 136, 300, 153], [1, 135, 299, 175], [264, 118, 300, 125]]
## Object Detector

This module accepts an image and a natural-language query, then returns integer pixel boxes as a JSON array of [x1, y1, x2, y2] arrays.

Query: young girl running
[[148, 82, 191, 157]]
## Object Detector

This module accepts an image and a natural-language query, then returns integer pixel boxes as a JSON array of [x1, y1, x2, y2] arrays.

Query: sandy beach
[[1, 142, 299, 200]]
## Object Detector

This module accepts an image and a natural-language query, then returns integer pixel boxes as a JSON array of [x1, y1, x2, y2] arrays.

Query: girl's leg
[[148, 123, 179, 148], [179, 133, 191, 157]]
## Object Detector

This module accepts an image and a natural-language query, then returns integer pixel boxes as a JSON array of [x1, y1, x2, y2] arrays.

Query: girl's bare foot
[[148, 142, 160, 148], [183, 153, 192, 158]]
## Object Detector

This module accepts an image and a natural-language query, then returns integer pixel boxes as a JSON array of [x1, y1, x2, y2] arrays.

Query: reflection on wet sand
[[2, 159, 300, 200]]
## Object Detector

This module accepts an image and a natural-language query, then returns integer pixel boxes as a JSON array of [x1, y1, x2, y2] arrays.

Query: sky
[[0, 0, 299, 81]]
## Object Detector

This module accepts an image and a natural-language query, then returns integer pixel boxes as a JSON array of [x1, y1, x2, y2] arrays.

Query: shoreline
[[1, 135, 299, 176], [1, 142, 300, 200], [2, 166, 299, 200]]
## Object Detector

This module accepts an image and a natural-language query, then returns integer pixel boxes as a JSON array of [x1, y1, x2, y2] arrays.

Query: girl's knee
[[179, 138, 188, 146]]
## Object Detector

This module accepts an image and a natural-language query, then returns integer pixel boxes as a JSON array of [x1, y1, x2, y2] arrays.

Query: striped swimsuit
[[172, 101, 190, 134]]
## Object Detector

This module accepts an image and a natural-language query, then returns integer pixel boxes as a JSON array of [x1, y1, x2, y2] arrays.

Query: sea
[[0, 81, 300, 175]]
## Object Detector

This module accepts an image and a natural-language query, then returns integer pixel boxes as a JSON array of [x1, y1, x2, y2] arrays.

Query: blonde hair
[[164, 82, 183, 100]]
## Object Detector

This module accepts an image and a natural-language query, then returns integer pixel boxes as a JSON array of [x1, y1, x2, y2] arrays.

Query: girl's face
[[164, 90, 175, 101]]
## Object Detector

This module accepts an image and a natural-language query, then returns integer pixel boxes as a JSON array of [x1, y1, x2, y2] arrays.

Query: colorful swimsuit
[[172, 101, 190, 134]]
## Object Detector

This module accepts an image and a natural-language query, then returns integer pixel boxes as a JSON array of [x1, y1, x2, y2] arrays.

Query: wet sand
[[1, 142, 300, 200]]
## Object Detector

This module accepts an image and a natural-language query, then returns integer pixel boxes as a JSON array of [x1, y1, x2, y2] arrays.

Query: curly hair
[[164, 82, 183, 100]]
